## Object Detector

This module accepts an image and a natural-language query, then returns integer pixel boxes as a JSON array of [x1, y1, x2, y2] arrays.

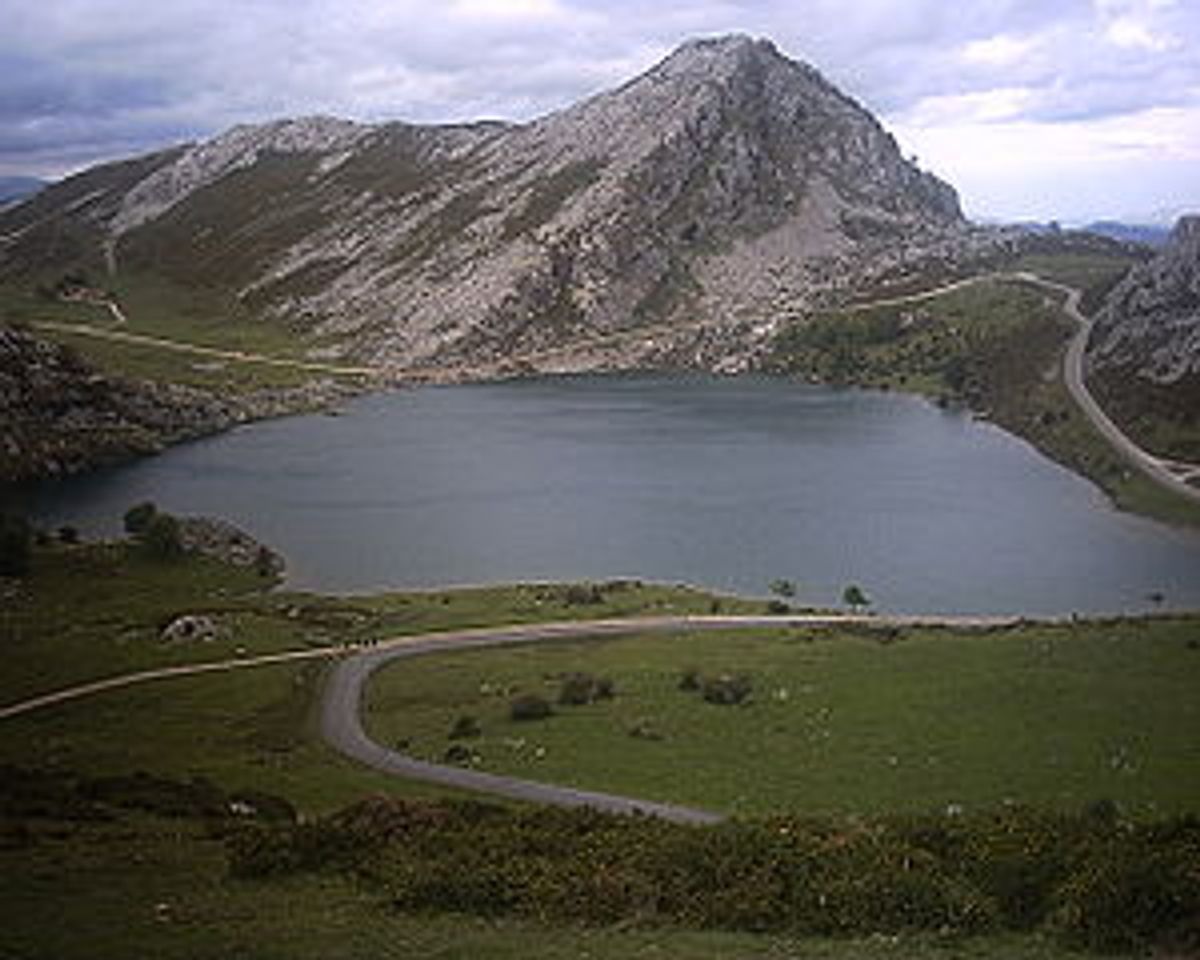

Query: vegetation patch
[[228, 796, 1200, 954], [365, 621, 1200, 818], [767, 259, 1200, 526]]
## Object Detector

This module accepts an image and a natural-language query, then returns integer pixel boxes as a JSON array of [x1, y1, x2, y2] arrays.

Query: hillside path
[[32, 318, 378, 378]]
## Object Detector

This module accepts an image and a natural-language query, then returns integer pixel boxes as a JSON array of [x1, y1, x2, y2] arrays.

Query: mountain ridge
[[1, 35, 1003, 380]]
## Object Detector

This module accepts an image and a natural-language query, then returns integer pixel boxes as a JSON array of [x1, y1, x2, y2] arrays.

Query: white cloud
[[1104, 15, 1173, 49], [961, 33, 1041, 67], [450, 0, 569, 20], [890, 103, 1200, 221]]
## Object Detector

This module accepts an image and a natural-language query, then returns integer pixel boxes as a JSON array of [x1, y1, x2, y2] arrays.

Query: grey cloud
[[0, 0, 1196, 199]]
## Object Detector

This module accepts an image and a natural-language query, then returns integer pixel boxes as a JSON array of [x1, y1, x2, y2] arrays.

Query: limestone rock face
[[1088, 215, 1200, 384], [1086, 215, 1200, 460], [1, 36, 989, 380]]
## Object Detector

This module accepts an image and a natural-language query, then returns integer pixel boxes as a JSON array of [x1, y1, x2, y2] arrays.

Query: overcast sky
[[2, 0, 1197, 223]]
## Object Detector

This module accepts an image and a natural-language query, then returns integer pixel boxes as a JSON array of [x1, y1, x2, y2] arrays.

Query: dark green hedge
[[227, 798, 1199, 953]]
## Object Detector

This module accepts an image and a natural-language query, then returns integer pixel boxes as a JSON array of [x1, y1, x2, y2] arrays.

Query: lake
[[23, 374, 1200, 615]]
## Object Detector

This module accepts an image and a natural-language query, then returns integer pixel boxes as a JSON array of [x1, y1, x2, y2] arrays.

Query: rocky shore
[[0, 324, 357, 483]]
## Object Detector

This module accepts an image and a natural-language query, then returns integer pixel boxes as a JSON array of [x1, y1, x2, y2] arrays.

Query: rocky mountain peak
[[1, 35, 987, 380]]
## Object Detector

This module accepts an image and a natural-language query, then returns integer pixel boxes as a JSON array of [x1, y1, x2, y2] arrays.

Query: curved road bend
[[319, 614, 1022, 824], [1, 613, 1024, 823], [840, 270, 1200, 506], [1014, 274, 1200, 506]]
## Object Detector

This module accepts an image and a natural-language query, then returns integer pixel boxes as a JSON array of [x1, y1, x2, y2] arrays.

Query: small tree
[[142, 513, 184, 561], [843, 584, 870, 612], [123, 501, 158, 536], [769, 578, 796, 599], [0, 513, 32, 577]]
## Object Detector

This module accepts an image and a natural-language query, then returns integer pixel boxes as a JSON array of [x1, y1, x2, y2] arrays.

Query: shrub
[[444, 744, 475, 765], [1050, 819, 1200, 953], [678, 667, 701, 691], [122, 500, 158, 536], [701, 673, 753, 706], [141, 512, 184, 560], [510, 694, 553, 721], [766, 599, 790, 614], [558, 672, 616, 705], [448, 715, 481, 740], [0, 513, 32, 577], [57, 525, 80, 545], [562, 583, 604, 606]]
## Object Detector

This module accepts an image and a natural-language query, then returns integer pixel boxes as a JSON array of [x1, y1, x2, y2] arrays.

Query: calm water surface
[[26, 375, 1200, 615]]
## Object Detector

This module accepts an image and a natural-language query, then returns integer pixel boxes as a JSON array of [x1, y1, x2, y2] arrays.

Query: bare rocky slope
[[1086, 215, 1200, 459], [0, 325, 348, 483], [0, 36, 1009, 381]]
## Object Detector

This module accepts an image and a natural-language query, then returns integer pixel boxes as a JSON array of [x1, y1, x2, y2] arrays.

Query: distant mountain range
[[1081, 221, 1171, 249], [0, 35, 1010, 378], [0, 176, 47, 206], [1008, 219, 1171, 249]]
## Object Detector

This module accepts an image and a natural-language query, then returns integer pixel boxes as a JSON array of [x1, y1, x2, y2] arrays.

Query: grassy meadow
[[364, 621, 1200, 819], [1, 537, 1197, 957]]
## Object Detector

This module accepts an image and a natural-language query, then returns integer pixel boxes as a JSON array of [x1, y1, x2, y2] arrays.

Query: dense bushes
[[0, 765, 295, 824], [226, 797, 1200, 953]]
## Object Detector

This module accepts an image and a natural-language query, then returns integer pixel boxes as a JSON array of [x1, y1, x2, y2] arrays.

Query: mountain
[[1082, 221, 1171, 249], [0, 36, 999, 379], [0, 176, 47, 207], [1086, 215, 1200, 459]]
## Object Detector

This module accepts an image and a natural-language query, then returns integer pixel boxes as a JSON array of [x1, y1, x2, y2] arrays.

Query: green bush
[[701, 673, 753, 706], [510, 694, 553, 722], [221, 799, 1200, 952], [558, 672, 615, 705], [1050, 818, 1200, 953], [141, 512, 184, 560], [122, 500, 158, 535], [448, 715, 482, 740]]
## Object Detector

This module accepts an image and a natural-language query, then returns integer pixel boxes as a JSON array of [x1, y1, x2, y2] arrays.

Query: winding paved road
[[841, 270, 1200, 506], [1017, 274, 1200, 505], [2, 613, 1025, 823], [319, 614, 1026, 823]]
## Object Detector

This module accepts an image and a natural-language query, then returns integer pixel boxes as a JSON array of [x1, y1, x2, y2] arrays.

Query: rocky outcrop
[[0, 325, 352, 482], [1086, 215, 1200, 459], [177, 515, 285, 575], [1088, 216, 1200, 383], [1, 36, 1005, 381]]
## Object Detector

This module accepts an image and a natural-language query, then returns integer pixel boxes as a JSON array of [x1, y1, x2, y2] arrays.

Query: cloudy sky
[[2, 0, 1197, 223]]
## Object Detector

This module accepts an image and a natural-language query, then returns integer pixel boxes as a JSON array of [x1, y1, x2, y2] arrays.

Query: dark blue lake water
[[25, 375, 1200, 615]]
